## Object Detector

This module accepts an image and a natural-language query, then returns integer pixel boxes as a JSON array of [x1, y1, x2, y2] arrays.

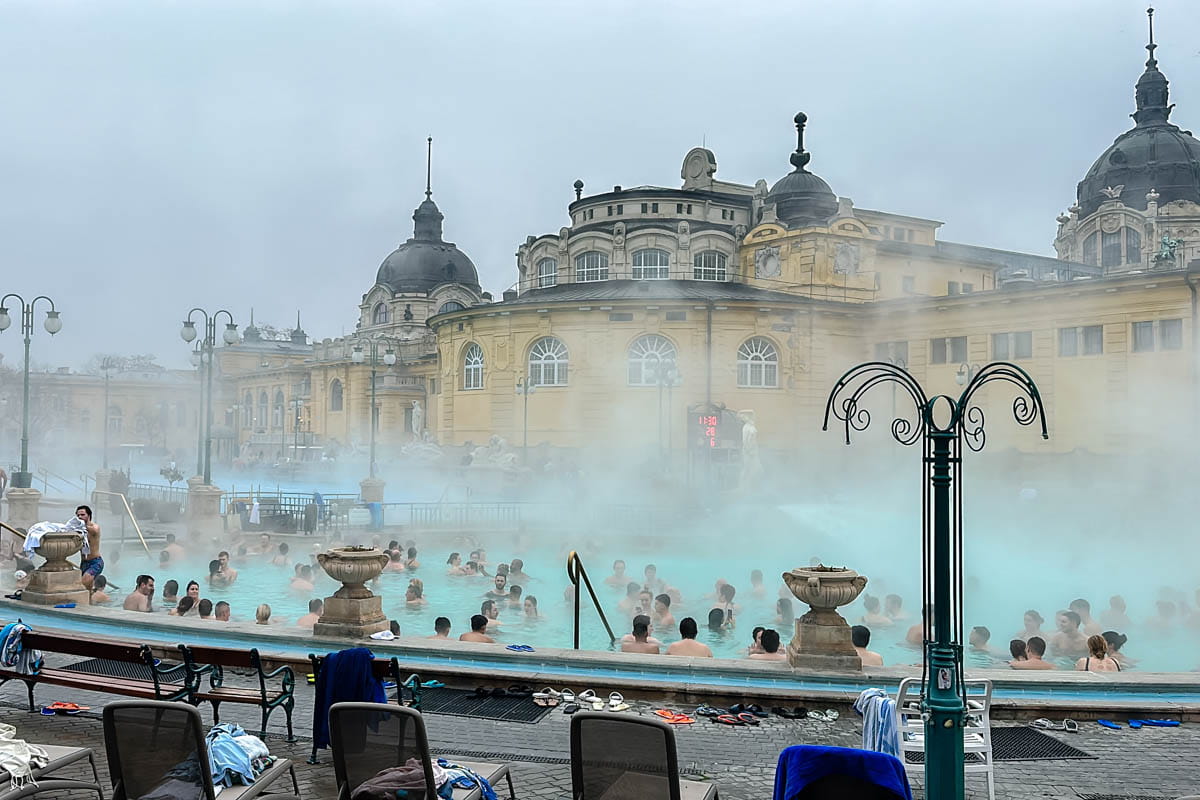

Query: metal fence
[[127, 481, 190, 508]]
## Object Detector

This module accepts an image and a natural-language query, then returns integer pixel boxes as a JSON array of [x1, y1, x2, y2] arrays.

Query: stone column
[[23, 532, 90, 606], [186, 476, 224, 536], [4, 488, 41, 532]]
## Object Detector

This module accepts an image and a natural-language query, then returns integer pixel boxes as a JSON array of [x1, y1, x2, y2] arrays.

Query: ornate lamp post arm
[[0, 293, 61, 488], [823, 360, 1047, 800]]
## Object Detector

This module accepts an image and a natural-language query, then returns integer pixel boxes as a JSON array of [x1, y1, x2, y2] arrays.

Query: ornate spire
[[411, 136, 444, 242], [789, 112, 812, 172], [1133, 7, 1173, 125], [425, 136, 433, 200]]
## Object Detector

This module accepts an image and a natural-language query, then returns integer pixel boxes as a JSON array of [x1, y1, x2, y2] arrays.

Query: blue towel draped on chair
[[312, 647, 387, 750], [774, 744, 912, 800]]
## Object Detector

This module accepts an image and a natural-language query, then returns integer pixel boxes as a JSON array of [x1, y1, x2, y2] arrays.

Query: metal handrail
[[566, 550, 616, 649], [92, 490, 152, 557], [0, 521, 25, 540]]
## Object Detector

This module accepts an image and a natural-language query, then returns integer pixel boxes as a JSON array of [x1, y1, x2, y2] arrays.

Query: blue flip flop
[[505, 644, 535, 652], [1097, 719, 1122, 729], [1129, 720, 1144, 729], [1144, 719, 1181, 727], [421, 680, 445, 688]]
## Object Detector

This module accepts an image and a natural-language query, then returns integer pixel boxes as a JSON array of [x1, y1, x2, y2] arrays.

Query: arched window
[[1082, 232, 1098, 266], [632, 249, 670, 280], [257, 392, 268, 427], [575, 251, 609, 282], [372, 303, 390, 325], [537, 258, 558, 288], [438, 301, 465, 314], [1125, 226, 1142, 265], [693, 250, 727, 281], [627, 334, 677, 386], [1101, 229, 1122, 268], [737, 337, 779, 388], [463, 343, 485, 390], [329, 379, 343, 412], [273, 390, 285, 429], [528, 337, 569, 386], [242, 391, 253, 427]]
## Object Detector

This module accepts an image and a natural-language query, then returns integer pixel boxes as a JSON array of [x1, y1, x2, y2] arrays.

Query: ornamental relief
[[1100, 214, 1122, 234]]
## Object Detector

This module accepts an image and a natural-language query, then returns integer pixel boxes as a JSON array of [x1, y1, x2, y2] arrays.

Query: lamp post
[[0, 294, 62, 489], [514, 375, 536, 463], [885, 355, 907, 418], [189, 344, 206, 478], [180, 309, 239, 485], [100, 356, 117, 469], [955, 362, 982, 387], [824, 361, 1047, 800], [351, 338, 398, 479]]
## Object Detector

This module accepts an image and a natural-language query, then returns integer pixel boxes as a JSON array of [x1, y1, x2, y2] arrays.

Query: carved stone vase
[[313, 546, 389, 638], [782, 565, 868, 671], [25, 533, 91, 606]]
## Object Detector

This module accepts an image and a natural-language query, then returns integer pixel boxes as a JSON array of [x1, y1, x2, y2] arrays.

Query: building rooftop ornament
[[765, 112, 839, 228]]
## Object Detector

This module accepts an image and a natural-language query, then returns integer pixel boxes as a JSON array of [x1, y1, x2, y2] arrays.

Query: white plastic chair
[[895, 677, 995, 800]]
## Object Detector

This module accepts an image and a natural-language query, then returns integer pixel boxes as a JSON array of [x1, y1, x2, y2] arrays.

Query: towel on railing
[[854, 688, 901, 759], [0, 623, 43, 676]]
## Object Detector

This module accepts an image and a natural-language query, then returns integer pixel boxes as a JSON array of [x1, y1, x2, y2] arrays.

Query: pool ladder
[[566, 550, 616, 649]]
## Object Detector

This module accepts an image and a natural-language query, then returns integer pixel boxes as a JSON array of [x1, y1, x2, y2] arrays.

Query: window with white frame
[[737, 337, 779, 388], [575, 251, 609, 282], [242, 391, 253, 427], [1058, 325, 1104, 357], [930, 336, 967, 364], [693, 250, 727, 281], [632, 249, 670, 280], [627, 334, 677, 386], [537, 258, 558, 288], [1132, 319, 1183, 353], [258, 392, 268, 427], [273, 390, 285, 429], [528, 337, 569, 386], [463, 343, 485, 390], [874, 341, 909, 365], [991, 331, 1032, 360], [372, 303, 389, 325]]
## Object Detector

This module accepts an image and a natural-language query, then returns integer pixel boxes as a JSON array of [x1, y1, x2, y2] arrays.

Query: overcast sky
[[1, 0, 1196, 370]]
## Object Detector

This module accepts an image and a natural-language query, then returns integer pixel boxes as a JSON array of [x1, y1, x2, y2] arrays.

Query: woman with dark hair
[[1102, 630, 1135, 669], [169, 596, 195, 617], [776, 597, 795, 625], [1008, 639, 1028, 665], [1075, 634, 1121, 672], [1013, 609, 1045, 642]]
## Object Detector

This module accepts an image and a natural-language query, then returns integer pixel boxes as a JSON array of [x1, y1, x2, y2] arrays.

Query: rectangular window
[[906, 230, 915, 242], [1132, 321, 1155, 352], [874, 340, 908, 365], [641, 203, 648, 213], [729, 211, 736, 222], [1083, 325, 1103, 355], [686, 203, 693, 214], [651, 203, 659, 213], [902, 275, 915, 293], [607, 206, 613, 217], [676, 203, 683, 214], [991, 333, 1009, 360], [1013, 331, 1033, 359], [1161, 318, 1183, 350], [893, 228, 905, 241], [962, 282, 974, 293], [430, 378, 437, 395], [1082, 233, 1097, 265], [616, 204, 623, 215], [1058, 327, 1078, 357], [1126, 227, 1142, 265], [665, 311, 687, 321], [930, 338, 947, 364], [948, 281, 960, 295], [950, 336, 967, 363], [1102, 230, 1122, 268], [608, 312, 633, 322]]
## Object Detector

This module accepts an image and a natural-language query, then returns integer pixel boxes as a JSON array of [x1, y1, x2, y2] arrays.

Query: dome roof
[[766, 112, 838, 227], [1076, 10, 1200, 218], [375, 193, 480, 295]]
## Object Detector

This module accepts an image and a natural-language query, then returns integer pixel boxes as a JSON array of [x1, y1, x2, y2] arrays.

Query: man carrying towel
[[76, 505, 104, 590]]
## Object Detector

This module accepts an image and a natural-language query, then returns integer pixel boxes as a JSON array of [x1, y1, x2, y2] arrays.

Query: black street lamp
[[180, 309, 239, 485], [0, 294, 62, 489], [514, 375, 536, 463], [824, 361, 1047, 800], [100, 356, 117, 470], [189, 344, 206, 477], [351, 337, 398, 479]]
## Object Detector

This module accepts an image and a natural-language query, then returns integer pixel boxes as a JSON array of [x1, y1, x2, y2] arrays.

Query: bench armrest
[[263, 663, 295, 692]]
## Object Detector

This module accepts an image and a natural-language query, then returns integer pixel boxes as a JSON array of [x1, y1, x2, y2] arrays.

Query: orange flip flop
[[665, 714, 695, 725]]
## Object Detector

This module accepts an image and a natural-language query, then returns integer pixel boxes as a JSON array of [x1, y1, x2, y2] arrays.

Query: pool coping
[[4, 599, 1198, 718]]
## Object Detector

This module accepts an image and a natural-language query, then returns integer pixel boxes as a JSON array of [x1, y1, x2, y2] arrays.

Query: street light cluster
[[180, 309, 239, 485], [0, 293, 62, 489], [352, 336, 402, 479]]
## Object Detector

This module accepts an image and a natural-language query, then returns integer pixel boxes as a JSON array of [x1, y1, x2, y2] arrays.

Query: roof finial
[[249, 307, 255, 325], [1146, 6, 1157, 66], [425, 136, 433, 200], [790, 112, 811, 172], [296, 310, 301, 329]]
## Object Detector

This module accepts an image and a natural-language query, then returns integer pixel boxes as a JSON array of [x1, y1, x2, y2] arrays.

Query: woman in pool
[[1008, 639, 1028, 665], [256, 604, 272, 625], [446, 553, 466, 575], [206, 559, 228, 587], [405, 579, 427, 606], [1075, 634, 1121, 672], [169, 596, 195, 617], [1102, 630, 1136, 669], [1013, 609, 1046, 642], [524, 596, 539, 618], [186, 580, 200, 604], [776, 597, 795, 625]]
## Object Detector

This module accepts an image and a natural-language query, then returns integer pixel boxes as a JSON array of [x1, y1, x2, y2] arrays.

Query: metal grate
[[904, 727, 1094, 763], [60, 658, 184, 684], [1076, 796, 1174, 800], [417, 688, 552, 724]]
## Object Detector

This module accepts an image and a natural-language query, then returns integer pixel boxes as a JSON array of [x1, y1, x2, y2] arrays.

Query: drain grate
[[60, 658, 185, 684], [417, 688, 552, 724], [1076, 795, 1174, 800], [903, 727, 1094, 763]]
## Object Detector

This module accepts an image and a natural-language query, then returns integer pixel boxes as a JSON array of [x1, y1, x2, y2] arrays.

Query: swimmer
[[385, 551, 406, 572], [485, 573, 508, 601], [634, 589, 654, 619], [207, 560, 226, 588], [297, 599, 323, 628], [271, 543, 290, 567], [1013, 610, 1045, 642], [405, 547, 420, 570], [524, 596, 539, 618], [776, 597, 795, 626], [185, 580, 200, 604], [604, 559, 628, 588], [214, 601, 231, 622], [643, 564, 664, 594], [459, 614, 494, 643], [162, 579, 180, 606], [860, 595, 893, 628], [507, 584, 523, 608], [197, 598, 214, 620], [653, 593, 675, 630], [508, 558, 530, 584], [717, 583, 739, 626], [1075, 634, 1120, 672], [290, 565, 315, 593], [884, 594, 910, 622], [256, 534, 272, 556], [1069, 598, 1102, 636], [89, 574, 111, 604], [666, 617, 713, 657], [255, 604, 272, 625], [169, 596, 195, 617], [619, 615, 661, 654], [1012, 636, 1055, 669], [163, 533, 185, 562], [748, 629, 787, 661], [707, 607, 727, 632], [750, 570, 765, 597], [481, 599, 502, 629], [123, 575, 155, 612], [430, 617, 452, 639], [446, 552, 467, 575], [852, 625, 884, 666], [216, 551, 238, 585], [405, 581, 428, 606], [1008, 639, 1028, 664], [463, 561, 480, 577], [1100, 596, 1132, 632], [1049, 610, 1088, 658], [968, 626, 992, 653], [747, 626, 765, 655], [1102, 630, 1135, 669]]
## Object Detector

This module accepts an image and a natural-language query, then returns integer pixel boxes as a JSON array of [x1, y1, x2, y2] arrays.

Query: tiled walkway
[[2, 659, 1197, 799]]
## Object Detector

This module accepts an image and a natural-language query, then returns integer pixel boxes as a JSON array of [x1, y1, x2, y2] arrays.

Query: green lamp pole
[[0, 294, 62, 489], [180, 309, 239, 485], [351, 337, 399, 479], [824, 361, 1047, 800]]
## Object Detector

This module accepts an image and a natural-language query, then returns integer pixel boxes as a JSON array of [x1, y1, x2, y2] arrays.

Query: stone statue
[[738, 410, 763, 490], [410, 400, 424, 439], [1155, 234, 1181, 263], [403, 304, 413, 321]]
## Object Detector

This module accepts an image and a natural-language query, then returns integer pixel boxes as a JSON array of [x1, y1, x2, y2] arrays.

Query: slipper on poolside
[[825, 710, 839, 721], [1028, 718, 1054, 730], [505, 644, 535, 653], [507, 685, 534, 697], [793, 706, 810, 718], [537, 687, 561, 700], [46, 702, 89, 711], [490, 688, 509, 698], [420, 680, 445, 689], [1097, 719, 1122, 729], [577, 689, 597, 704], [471, 687, 490, 699], [695, 705, 724, 718], [39, 708, 56, 716], [562, 703, 581, 715], [533, 696, 560, 708], [729, 703, 747, 715], [771, 706, 795, 719], [665, 714, 695, 725], [807, 710, 832, 722], [653, 709, 679, 720], [607, 692, 628, 712], [1062, 719, 1079, 733], [1144, 719, 1181, 727], [561, 689, 576, 703], [736, 712, 760, 726], [745, 704, 768, 717], [714, 714, 744, 726], [1129, 720, 1144, 729]]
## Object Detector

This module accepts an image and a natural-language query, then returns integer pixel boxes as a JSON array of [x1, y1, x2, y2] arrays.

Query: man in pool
[[508, 558, 530, 584], [851, 625, 884, 666], [256, 533, 272, 556], [485, 573, 508, 601], [1011, 636, 1055, 670], [197, 598, 214, 620], [620, 615, 661, 654], [643, 564, 665, 594], [653, 593, 675, 630], [430, 617, 451, 639], [604, 559, 628, 588], [666, 617, 713, 657], [216, 551, 238, 585], [1069, 598, 1102, 636], [748, 629, 787, 661], [297, 598, 323, 628], [480, 599, 502, 630], [1049, 610, 1088, 658], [123, 574, 154, 612], [271, 542, 290, 567], [76, 505, 104, 590], [968, 626, 993, 653], [214, 601, 231, 622], [459, 614, 494, 643]]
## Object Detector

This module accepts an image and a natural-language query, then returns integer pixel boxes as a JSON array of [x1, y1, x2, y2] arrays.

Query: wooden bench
[[0, 630, 190, 712], [178, 643, 297, 742]]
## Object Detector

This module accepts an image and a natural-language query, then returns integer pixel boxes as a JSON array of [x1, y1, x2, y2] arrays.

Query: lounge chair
[[102, 700, 300, 800], [895, 677, 994, 800], [328, 702, 515, 800], [570, 711, 718, 800], [0, 744, 103, 800], [774, 744, 911, 800]]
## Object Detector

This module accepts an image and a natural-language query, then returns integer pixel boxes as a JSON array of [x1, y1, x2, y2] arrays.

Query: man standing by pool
[[76, 505, 104, 590]]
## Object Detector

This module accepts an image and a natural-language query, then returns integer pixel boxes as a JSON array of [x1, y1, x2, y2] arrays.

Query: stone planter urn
[[313, 546, 389, 638], [24, 533, 91, 607], [782, 565, 867, 671]]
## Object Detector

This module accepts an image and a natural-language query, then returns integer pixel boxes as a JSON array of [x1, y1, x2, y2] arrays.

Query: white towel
[[21, 517, 87, 559], [249, 502, 261, 525], [854, 687, 900, 760], [0, 723, 48, 790]]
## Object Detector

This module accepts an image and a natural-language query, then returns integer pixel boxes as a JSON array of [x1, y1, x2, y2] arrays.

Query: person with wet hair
[[169, 596, 195, 617], [968, 626, 992, 653], [385, 550, 406, 573], [446, 552, 466, 575], [604, 559, 628, 588], [480, 599, 502, 630], [1102, 630, 1135, 669], [861, 595, 893, 628], [1010, 636, 1055, 670], [459, 614, 494, 643], [852, 625, 883, 666], [405, 547, 420, 570], [506, 584, 523, 607], [1050, 610, 1088, 658], [666, 617, 713, 657], [717, 583, 739, 625], [214, 601, 231, 622], [620, 615, 661, 654], [90, 575, 111, 604], [643, 564, 664, 594], [1075, 634, 1120, 672], [255, 604, 272, 625], [162, 579, 179, 605], [1069, 598, 1102, 635], [1013, 609, 1045, 642], [749, 629, 786, 661], [523, 596, 539, 617], [707, 607, 726, 631], [1101, 596, 1132, 631], [430, 617, 451, 639], [198, 598, 214, 620], [618, 582, 642, 615], [508, 558, 530, 584], [1009, 639, 1028, 664], [653, 593, 675, 630], [884, 594, 909, 622], [776, 597, 795, 625], [750, 569, 765, 597], [485, 573, 509, 601], [462, 561, 480, 576], [747, 626, 766, 655]]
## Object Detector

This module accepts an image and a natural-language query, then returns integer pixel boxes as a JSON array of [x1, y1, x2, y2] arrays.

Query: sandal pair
[[714, 712, 759, 726], [653, 709, 695, 725]]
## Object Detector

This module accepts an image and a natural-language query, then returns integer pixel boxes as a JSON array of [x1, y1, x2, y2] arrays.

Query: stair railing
[[566, 550, 616, 649]]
